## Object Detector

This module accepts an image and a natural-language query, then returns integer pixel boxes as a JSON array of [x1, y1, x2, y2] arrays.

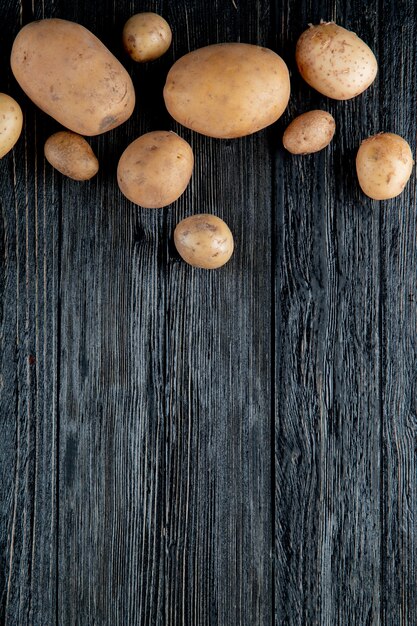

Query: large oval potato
[[117, 131, 194, 208], [356, 133, 413, 200], [163, 43, 290, 138], [296, 22, 377, 100], [11, 18, 135, 136]]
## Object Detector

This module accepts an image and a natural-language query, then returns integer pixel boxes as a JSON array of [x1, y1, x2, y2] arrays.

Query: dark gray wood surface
[[0, 0, 416, 624]]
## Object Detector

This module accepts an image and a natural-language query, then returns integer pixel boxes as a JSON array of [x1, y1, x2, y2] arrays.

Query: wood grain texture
[[274, 1, 383, 624], [162, 6, 274, 625], [57, 3, 169, 621], [379, 2, 417, 624], [0, 1, 58, 624], [1, 0, 417, 625]]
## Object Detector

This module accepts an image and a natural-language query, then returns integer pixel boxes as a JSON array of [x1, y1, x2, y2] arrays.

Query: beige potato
[[283, 110, 335, 154], [117, 131, 193, 208], [296, 22, 377, 100], [44, 131, 99, 180], [174, 214, 234, 269], [163, 43, 290, 138], [123, 12, 172, 62], [0, 93, 23, 158], [356, 133, 413, 200], [11, 18, 135, 136]]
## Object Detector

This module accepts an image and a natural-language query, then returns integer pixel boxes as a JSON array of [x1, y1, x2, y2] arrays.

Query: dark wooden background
[[1, 0, 416, 624]]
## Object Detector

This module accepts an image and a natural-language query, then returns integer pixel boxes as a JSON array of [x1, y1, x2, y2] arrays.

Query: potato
[[174, 214, 234, 269], [44, 131, 99, 180], [11, 18, 135, 136], [117, 131, 193, 208], [296, 22, 377, 100], [0, 93, 23, 158], [356, 133, 413, 200], [123, 12, 172, 62], [163, 43, 290, 138], [283, 110, 335, 154]]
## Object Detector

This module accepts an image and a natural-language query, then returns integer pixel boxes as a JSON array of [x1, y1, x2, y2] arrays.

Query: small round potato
[[283, 110, 335, 154], [0, 93, 23, 158], [123, 13, 172, 62], [356, 133, 413, 200], [174, 214, 234, 269], [44, 131, 99, 180], [296, 22, 378, 100], [117, 131, 193, 208]]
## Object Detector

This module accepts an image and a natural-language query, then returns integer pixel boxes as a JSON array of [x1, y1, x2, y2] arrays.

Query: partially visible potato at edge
[[283, 110, 335, 154], [296, 22, 378, 100], [174, 214, 234, 269], [163, 43, 290, 139], [117, 131, 194, 208], [123, 12, 172, 62], [44, 131, 99, 180], [0, 93, 23, 158], [356, 133, 413, 200]]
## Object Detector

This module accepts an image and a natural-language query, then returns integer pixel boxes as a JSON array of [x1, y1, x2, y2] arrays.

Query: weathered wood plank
[[274, 2, 382, 623], [0, 2, 58, 624], [379, 3, 417, 624], [55, 1, 171, 622], [161, 3, 274, 623]]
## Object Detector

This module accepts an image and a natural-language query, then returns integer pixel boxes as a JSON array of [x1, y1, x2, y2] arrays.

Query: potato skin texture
[[174, 214, 234, 269], [117, 131, 194, 208], [44, 131, 99, 180], [163, 43, 290, 139], [296, 22, 377, 100], [0, 93, 23, 158], [283, 110, 335, 154], [123, 13, 172, 62], [11, 18, 135, 136], [356, 133, 413, 200]]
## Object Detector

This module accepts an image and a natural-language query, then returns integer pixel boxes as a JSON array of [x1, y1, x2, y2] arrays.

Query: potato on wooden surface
[[163, 43, 290, 138], [174, 214, 234, 269], [356, 133, 413, 200], [117, 131, 193, 208], [44, 131, 99, 180], [296, 22, 377, 100], [0, 93, 23, 158], [283, 110, 335, 154], [123, 12, 172, 62], [11, 18, 135, 136]]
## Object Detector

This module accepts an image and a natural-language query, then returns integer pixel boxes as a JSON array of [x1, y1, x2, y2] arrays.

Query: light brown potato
[[0, 93, 23, 158], [123, 12, 172, 62], [117, 131, 193, 208], [283, 110, 335, 154], [11, 18, 135, 136], [296, 22, 377, 100], [44, 131, 99, 180], [174, 214, 234, 269], [163, 43, 290, 138], [356, 133, 413, 200]]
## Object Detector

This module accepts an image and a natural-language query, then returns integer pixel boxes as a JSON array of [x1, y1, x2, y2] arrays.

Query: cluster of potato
[[292, 22, 413, 202], [1, 15, 414, 269]]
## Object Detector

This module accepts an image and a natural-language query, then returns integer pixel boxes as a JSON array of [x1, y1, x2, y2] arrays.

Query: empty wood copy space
[[0, 0, 416, 624]]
